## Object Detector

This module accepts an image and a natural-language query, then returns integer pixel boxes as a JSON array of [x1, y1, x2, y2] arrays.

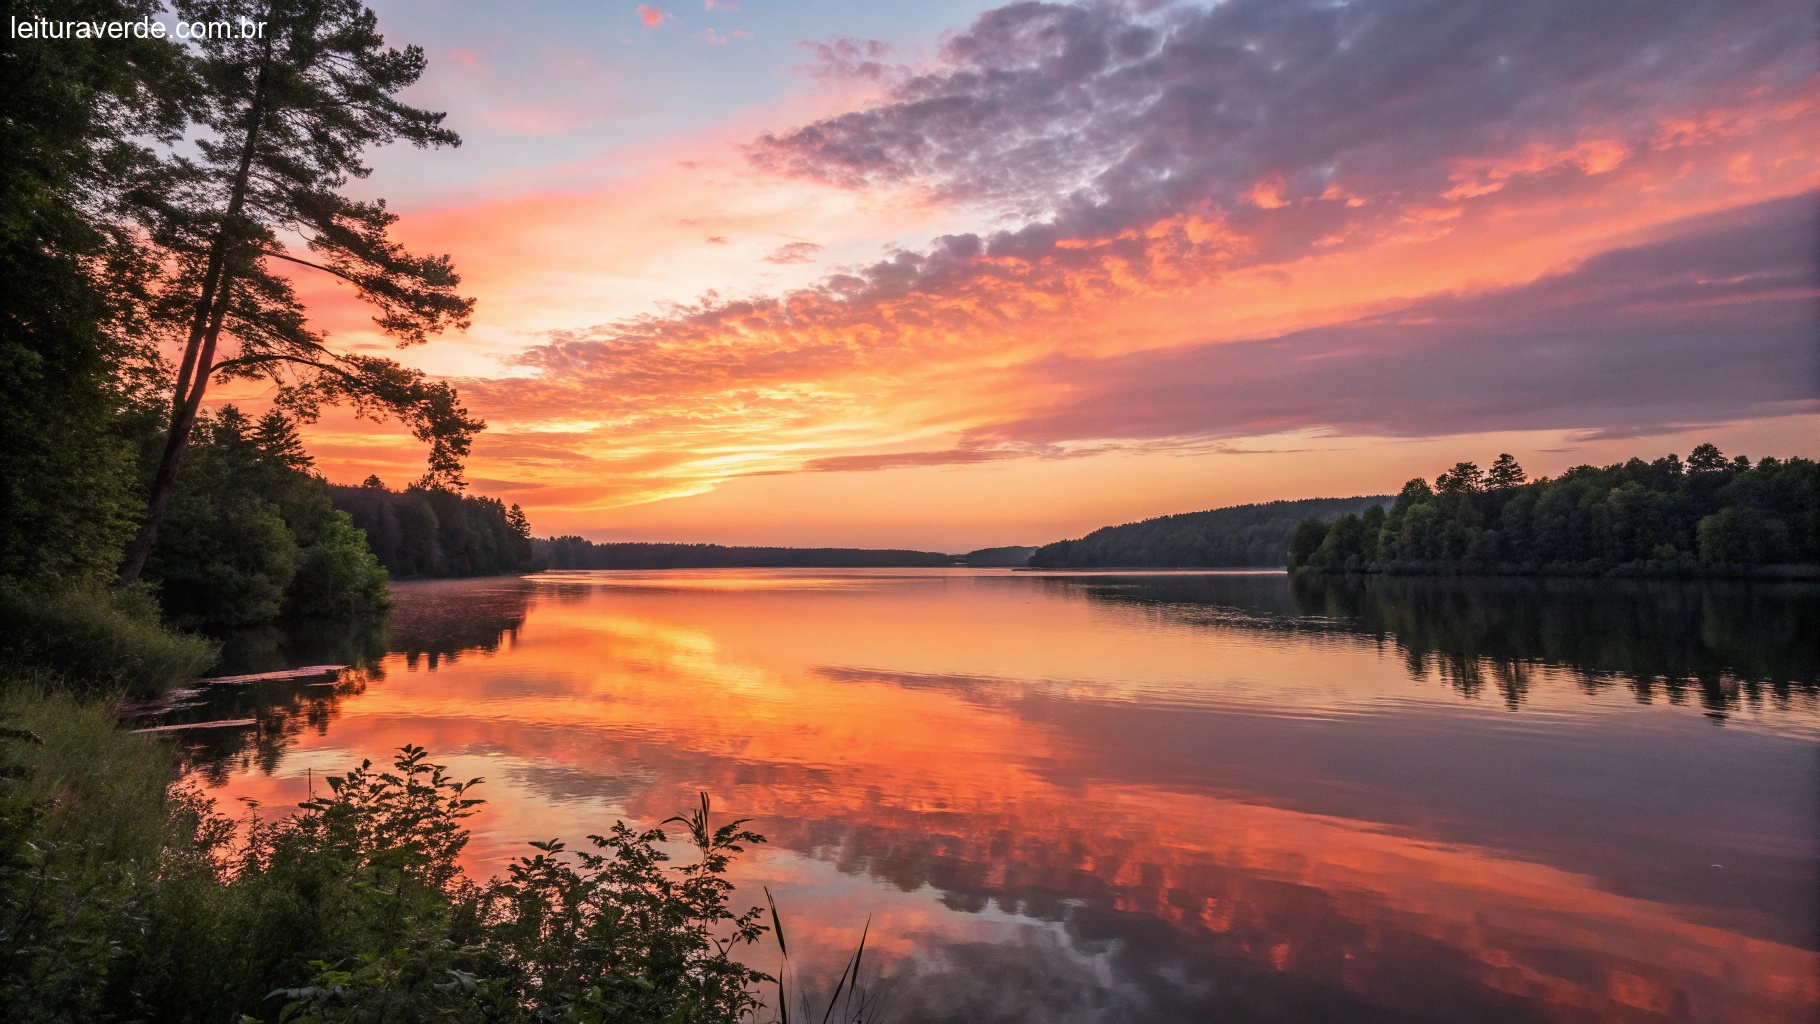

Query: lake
[[168, 569, 1820, 1023]]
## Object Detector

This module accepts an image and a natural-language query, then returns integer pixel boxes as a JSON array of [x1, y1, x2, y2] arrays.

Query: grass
[[0, 582, 218, 697]]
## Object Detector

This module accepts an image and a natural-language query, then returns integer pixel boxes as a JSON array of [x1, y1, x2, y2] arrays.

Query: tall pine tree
[[120, 0, 480, 581]]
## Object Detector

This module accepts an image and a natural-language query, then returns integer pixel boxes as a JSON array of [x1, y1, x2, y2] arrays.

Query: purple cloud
[[973, 194, 1820, 446], [752, 0, 1813, 231]]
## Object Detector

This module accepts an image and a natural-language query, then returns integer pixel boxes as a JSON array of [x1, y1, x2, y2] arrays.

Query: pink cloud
[[761, 240, 822, 264], [635, 4, 666, 28], [705, 0, 739, 9]]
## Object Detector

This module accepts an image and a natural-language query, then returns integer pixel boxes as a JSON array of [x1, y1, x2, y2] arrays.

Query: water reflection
[[167, 578, 533, 781], [1072, 573, 1820, 718], [177, 570, 1819, 1023]]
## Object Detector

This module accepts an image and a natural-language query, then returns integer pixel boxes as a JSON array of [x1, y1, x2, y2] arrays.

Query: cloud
[[799, 447, 1026, 473], [635, 4, 667, 28], [705, 235, 729, 244], [437, 0, 1817, 513], [761, 240, 824, 264], [977, 195, 1820, 446], [750, 0, 1815, 229], [799, 37, 899, 84], [705, 0, 739, 9]]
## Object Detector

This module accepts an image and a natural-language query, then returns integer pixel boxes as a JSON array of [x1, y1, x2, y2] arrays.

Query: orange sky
[[207, 0, 1820, 550]]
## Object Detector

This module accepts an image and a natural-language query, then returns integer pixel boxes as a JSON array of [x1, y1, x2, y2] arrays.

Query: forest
[[536, 538, 957, 569], [1030, 496, 1391, 568], [332, 478, 537, 578], [1289, 449, 1820, 576]]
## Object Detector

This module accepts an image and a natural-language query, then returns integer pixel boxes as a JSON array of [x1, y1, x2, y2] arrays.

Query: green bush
[[146, 408, 403, 629], [0, 689, 189, 1021], [0, 723, 778, 1024], [1697, 506, 1790, 565], [0, 583, 217, 696]]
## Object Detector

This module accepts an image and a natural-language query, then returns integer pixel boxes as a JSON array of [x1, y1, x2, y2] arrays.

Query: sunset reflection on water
[[190, 570, 1820, 1023]]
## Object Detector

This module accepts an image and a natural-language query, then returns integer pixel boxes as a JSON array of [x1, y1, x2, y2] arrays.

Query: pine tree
[[119, 0, 480, 582], [254, 409, 313, 470], [1486, 454, 1527, 489]]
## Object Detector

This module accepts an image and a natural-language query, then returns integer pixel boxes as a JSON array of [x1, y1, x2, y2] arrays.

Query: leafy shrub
[[150, 477, 298, 628], [0, 731, 777, 1024]]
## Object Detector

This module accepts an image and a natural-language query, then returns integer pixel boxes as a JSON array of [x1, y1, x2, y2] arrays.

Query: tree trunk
[[118, 38, 275, 583]]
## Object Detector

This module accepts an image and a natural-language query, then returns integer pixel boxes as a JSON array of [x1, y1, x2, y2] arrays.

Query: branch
[[259, 247, 364, 286], [208, 352, 359, 382]]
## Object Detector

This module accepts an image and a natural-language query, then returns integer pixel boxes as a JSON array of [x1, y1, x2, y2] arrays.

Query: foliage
[[287, 513, 392, 618], [332, 478, 538, 578], [147, 406, 390, 629], [1032, 496, 1393, 568], [0, 582, 218, 697], [0, 688, 199, 1023], [1288, 448, 1820, 576], [536, 540, 955, 570], [466, 793, 769, 1023], [0, 724, 780, 1024], [0, 0, 188, 593], [112, 0, 480, 580]]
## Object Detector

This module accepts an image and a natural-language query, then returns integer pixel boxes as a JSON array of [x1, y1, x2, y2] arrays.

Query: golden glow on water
[[200, 571, 1820, 1022]]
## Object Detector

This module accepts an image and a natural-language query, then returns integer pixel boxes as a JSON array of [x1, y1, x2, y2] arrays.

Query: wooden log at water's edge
[[132, 719, 257, 734], [199, 665, 346, 686]]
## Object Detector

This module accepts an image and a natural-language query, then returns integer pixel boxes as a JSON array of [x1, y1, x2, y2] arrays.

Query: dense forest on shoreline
[[1289, 449, 1819, 577], [1031, 496, 1391, 568], [332, 477, 537, 578], [535, 537, 958, 569]]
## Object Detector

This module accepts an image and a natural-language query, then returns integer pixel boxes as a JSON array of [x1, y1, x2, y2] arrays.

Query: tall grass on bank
[[0, 583, 217, 697]]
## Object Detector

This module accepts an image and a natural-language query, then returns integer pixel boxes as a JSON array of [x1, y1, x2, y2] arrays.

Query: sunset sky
[[241, 0, 1820, 550]]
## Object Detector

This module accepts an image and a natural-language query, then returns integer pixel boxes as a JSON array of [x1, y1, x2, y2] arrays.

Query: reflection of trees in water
[[211, 615, 391, 676], [170, 578, 536, 778], [386, 577, 533, 670], [1074, 573, 1820, 719], [1291, 575, 1820, 720], [173, 668, 382, 784], [1026, 572, 1302, 622]]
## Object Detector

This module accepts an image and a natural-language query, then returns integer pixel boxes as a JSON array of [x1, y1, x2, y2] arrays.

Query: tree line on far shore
[[1030, 496, 1392, 569], [536, 538, 956, 570], [1289, 446, 1819, 576]]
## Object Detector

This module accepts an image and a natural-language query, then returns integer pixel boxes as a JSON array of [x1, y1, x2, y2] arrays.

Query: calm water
[[170, 570, 1820, 1023]]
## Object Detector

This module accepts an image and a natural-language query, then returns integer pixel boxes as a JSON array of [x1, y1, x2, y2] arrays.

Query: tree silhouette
[[119, 0, 478, 582], [1486, 453, 1527, 489], [1687, 443, 1727, 474], [1435, 462, 1484, 494]]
